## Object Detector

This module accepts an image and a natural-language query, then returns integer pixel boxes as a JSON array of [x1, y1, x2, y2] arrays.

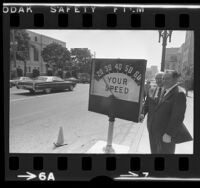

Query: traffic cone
[[53, 126, 65, 148]]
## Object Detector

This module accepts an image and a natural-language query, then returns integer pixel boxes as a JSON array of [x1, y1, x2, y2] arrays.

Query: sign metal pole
[[88, 59, 147, 154], [103, 114, 115, 153]]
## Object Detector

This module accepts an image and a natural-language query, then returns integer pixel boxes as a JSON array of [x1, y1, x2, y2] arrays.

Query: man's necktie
[[159, 89, 166, 103], [154, 87, 162, 104], [157, 87, 162, 99]]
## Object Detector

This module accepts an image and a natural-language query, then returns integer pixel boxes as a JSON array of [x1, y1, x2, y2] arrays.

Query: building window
[[170, 55, 177, 62], [171, 62, 176, 70], [35, 36, 37, 42], [34, 47, 39, 61], [28, 67, 31, 73], [16, 50, 30, 61]]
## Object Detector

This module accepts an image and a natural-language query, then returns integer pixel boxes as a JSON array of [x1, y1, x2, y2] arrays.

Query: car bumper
[[18, 85, 33, 89]]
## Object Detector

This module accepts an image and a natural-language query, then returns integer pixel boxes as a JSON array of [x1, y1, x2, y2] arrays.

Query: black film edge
[[3, 4, 200, 182]]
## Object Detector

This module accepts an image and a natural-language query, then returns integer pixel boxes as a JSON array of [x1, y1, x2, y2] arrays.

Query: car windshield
[[36, 76, 48, 81], [20, 77, 31, 81], [52, 77, 63, 81]]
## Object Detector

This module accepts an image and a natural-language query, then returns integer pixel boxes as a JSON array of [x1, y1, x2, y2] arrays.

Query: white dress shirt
[[164, 84, 178, 96]]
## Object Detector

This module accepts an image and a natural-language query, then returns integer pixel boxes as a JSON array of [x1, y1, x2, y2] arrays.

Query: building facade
[[180, 31, 194, 88], [11, 30, 66, 77], [145, 65, 158, 80], [165, 47, 181, 71], [164, 31, 194, 89], [150, 65, 158, 76]]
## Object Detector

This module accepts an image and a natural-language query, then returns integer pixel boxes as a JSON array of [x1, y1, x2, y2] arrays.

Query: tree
[[32, 68, 40, 78], [41, 43, 71, 75], [10, 30, 31, 76], [16, 66, 23, 77], [70, 48, 92, 74]]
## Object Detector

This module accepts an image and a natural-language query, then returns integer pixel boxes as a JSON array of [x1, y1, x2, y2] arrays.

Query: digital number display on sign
[[89, 59, 147, 122]]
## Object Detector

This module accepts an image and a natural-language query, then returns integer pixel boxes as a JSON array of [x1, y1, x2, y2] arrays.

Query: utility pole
[[158, 30, 173, 71]]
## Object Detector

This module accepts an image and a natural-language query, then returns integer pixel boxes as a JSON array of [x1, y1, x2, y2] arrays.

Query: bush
[[32, 69, 40, 78]]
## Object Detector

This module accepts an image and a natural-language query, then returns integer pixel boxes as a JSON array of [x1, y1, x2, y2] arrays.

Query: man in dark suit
[[142, 72, 165, 153], [144, 70, 190, 154]]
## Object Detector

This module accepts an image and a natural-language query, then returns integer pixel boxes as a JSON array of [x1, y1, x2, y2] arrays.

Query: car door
[[60, 77, 71, 90], [52, 77, 65, 90]]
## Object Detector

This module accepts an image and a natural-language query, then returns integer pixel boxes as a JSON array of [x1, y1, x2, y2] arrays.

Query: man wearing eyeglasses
[[141, 70, 192, 154], [141, 72, 164, 153], [152, 70, 191, 154]]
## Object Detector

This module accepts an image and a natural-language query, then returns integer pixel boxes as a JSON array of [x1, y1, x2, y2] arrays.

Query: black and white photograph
[[9, 29, 194, 154]]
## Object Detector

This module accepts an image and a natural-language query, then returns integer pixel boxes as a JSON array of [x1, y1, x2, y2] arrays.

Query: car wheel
[[68, 85, 74, 91], [29, 90, 35, 94], [44, 88, 51, 94]]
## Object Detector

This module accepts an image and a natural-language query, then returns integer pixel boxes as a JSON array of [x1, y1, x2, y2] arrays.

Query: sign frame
[[88, 58, 147, 122]]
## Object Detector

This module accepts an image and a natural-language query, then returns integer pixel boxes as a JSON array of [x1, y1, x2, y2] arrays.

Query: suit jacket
[[143, 87, 159, 131], [173, 123, 193, 144], [143, 85, 192, 144]]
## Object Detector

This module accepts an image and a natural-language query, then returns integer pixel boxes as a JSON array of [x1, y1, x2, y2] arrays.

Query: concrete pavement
[[9, 84, 145, 153], [9, 85, 193, 154]]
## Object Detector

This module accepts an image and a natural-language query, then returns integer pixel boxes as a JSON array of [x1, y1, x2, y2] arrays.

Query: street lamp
[[158, 30, 173, 71]]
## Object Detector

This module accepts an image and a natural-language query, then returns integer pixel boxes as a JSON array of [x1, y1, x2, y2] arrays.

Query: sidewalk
[[176, 90, 193, 154], [135, 117, 150, 154], [136, 90, 194, 154], [121, 119, 149, 153]]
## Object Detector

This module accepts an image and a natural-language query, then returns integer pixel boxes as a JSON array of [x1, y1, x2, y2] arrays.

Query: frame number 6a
[[39, 172, 55, 181]]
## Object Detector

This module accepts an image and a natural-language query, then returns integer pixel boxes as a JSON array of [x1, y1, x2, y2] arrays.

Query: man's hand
[[139, 114, 145, 123], [162, 133, 171, 143]]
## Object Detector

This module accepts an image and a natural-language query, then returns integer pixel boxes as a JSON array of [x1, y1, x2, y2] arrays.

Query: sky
[[29, 29, 186, 70]]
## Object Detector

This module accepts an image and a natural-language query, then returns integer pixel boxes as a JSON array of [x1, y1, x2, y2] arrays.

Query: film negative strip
[[3, 3, 200, 182]]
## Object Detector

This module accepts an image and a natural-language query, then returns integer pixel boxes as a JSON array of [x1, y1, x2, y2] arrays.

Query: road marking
[[9, 87, 82, 102], [9, 85, 86, 102], [10, 109, 47, 121], [10, 95, 49, 102], [10, 92, 71, 102]]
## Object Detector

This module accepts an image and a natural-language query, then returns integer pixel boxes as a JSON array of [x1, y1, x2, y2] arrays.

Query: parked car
[[77, 73, 90, 83], [10, 77, 32, 88], [16, 77, 33, 88], [10, 79, 17, 88], [64, 77, 79, 84], [17, 76, 76, 94]]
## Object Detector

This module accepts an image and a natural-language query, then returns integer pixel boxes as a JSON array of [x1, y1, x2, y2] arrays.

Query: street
[[9, 85, 193, 154], [9, 84, 143, 153]]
